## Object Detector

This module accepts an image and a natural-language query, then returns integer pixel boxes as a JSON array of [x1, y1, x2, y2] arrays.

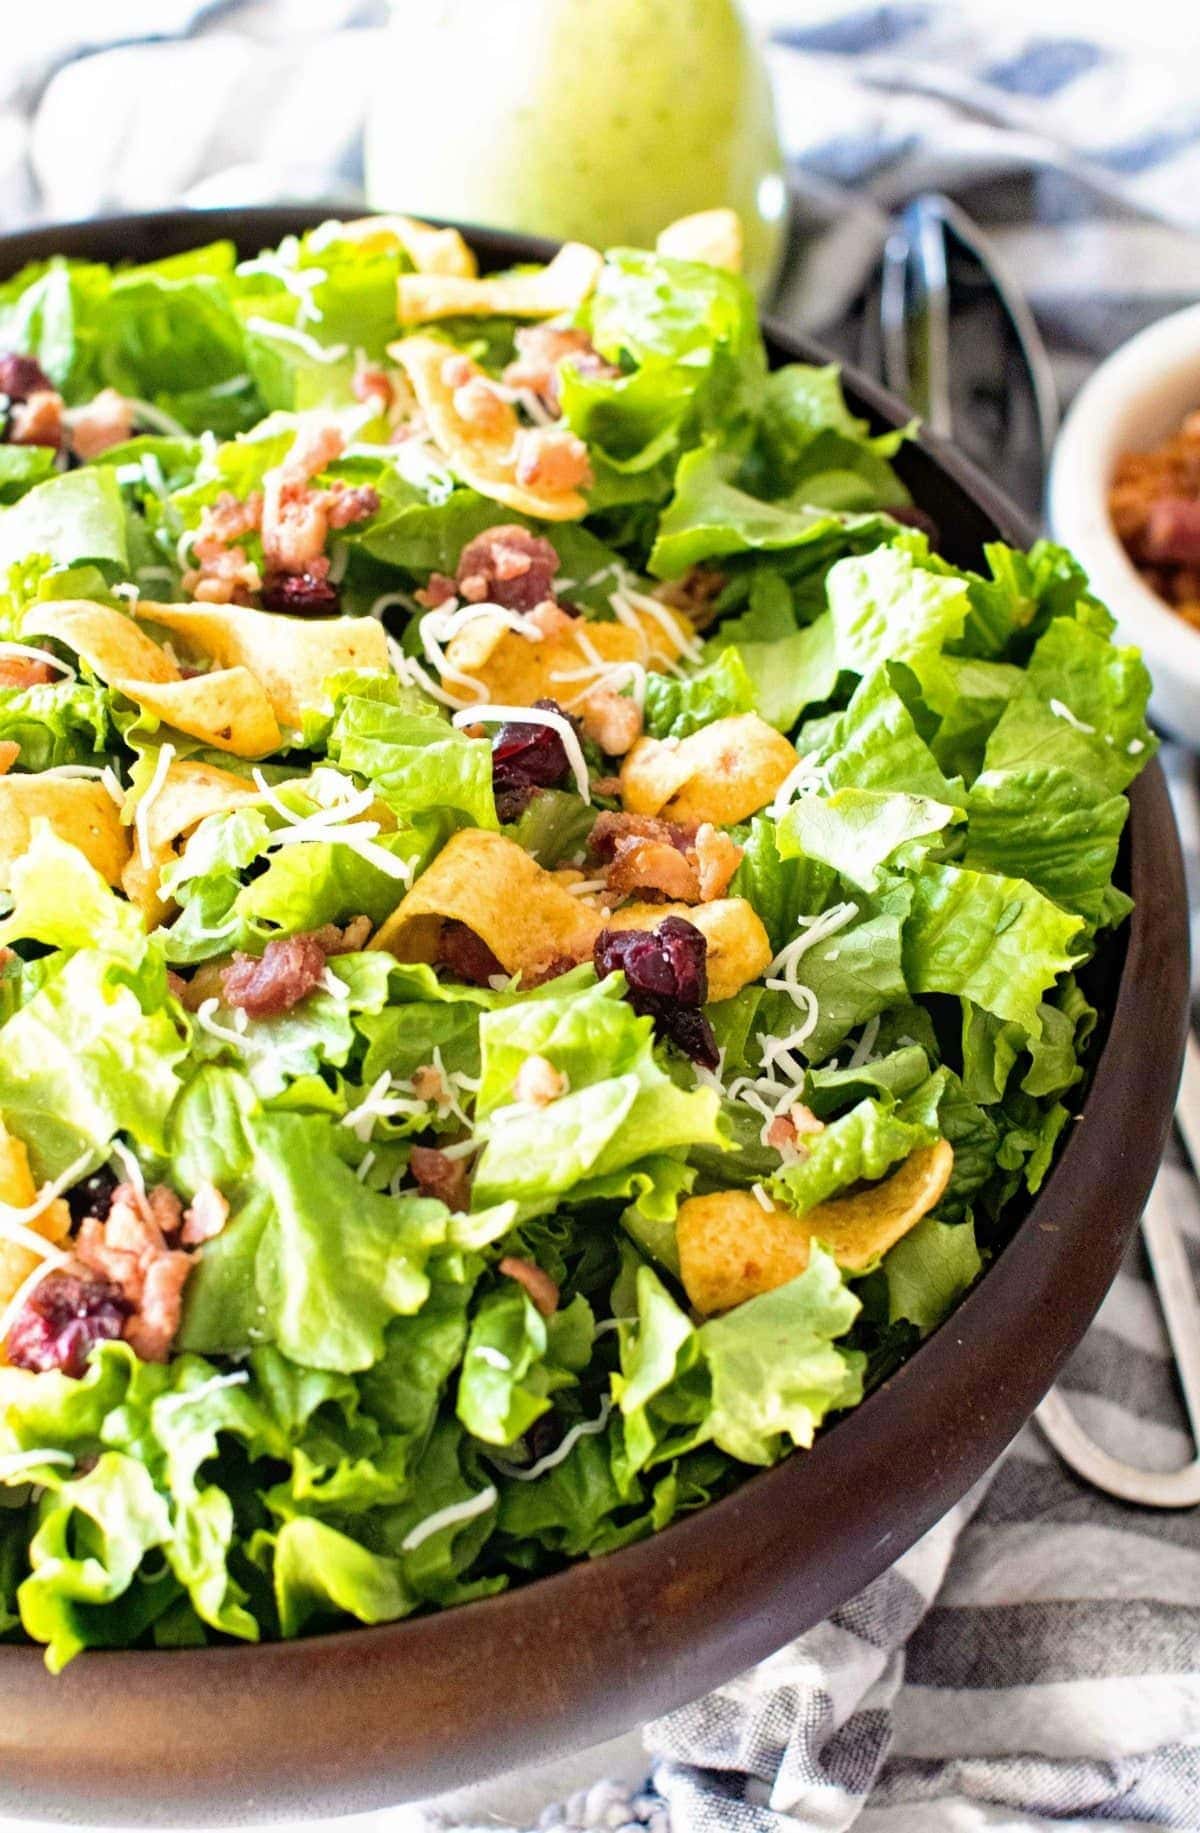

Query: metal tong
[[860, 192, 1060, 517], [1035, 1037, 1200, 1508]]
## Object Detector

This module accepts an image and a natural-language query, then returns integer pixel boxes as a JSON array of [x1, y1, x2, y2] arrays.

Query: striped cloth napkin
[[2, 6, 1199, 1830]]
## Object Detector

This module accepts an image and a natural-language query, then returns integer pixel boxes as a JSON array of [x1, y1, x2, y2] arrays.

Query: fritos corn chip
[[678, 1140, 956, 1315], [0, 773, 129, 889], [442, 601, 693, 708], [656, 209, 744, 273], [0, 1125, 70, 1325], [330, 214, 477, 277], [390, 335, 591, 521], [139, 601, 388, 733], [371, 829, 601, 978], [395, 242, 601, 325], [620, 713, 797, 825]]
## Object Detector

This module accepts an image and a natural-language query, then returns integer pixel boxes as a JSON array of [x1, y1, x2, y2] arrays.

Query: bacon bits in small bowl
[[1049, 303, 1200, 744]]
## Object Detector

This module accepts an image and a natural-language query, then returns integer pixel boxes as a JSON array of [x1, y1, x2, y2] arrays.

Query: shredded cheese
[[196, 997, 252, 1049], [452, 704, 591, 802], [768, 754, 826, 819], [124, 397, 190, 440], [751, 1182, 775, 1212], [244, 316, 348, 363], [847, 1014, 881, 1070], [355, 1149, 377, 1183], [473, 1345, 512, 1371], [108, 1138, 145, 1198], [418, 610, 490, 703], [488, 1400, 613, 1481], [400, 1484, 498, 1552], [0, 641, 75, 682], [0, 1145, 96, 1243], [155, 1371, 249, 1417], [132, 741, 177, 870]]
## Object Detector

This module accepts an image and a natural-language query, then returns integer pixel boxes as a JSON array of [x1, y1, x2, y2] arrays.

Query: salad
[[0, 210, 1153, 1669]]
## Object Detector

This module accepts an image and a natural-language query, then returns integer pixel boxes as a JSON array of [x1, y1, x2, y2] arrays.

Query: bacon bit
[[326, 482, 380, 529], [180, 1182, 230, 1247], [166, 970, 188, 1002], [502, 325, 618, 410], [766, 1104, 826, 1158], [654, 566, 727, 632], [201, 490, 264, 547], [452, 374, 513, 438], [512, 1054, 568, 1108], [221, 932, 328, 1017], [693, 823, 743, 902], [68, 387, 134, 460], [591, 774, 622, 799], [440, 354, 475, 391], [411, 1063, 452, 1110], [410, 1144, 470, 1212], [415, 572, 458, 609], [455, 526, 560, 613], [437, 919, 505, 987], [526, 598, 577, 639], [352, 359, 393, 412], [260, 422, 376, 577], [0, 654, 54, 689], [123, 1253, 192, 1363], [579, 688, 642, 758], [309, 913, 373, 955], [498, 1255, 559, 1318], [589, 811, 698, 861], [9, 390, 63, 449], [74, 1182, 195, 1364], [606, 837, 700, 903], [513, 427, 592, 493], [0, 741, 19, 774]]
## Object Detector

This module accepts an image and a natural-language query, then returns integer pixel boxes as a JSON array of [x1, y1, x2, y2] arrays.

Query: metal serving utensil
[[1035, 1037, 1200, 1508], [860, 192, 1060, 516]]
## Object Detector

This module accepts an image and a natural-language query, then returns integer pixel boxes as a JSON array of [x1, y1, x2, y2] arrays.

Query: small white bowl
[[1048, 303, 1200, 745]]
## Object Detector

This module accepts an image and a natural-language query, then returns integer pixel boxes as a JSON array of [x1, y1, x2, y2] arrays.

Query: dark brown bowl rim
[[0, 208, 1188, 1826]]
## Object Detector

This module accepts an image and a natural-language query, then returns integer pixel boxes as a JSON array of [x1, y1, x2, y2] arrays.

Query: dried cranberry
[[66, 1166, 119, 1227], [260, 571, 341, 615], [593, 915, 717, 1069], [5, 1270, 130, 1378], [491, 697, 573, 822], [0, 353, 53, 403], [437, 919, 505, 987]]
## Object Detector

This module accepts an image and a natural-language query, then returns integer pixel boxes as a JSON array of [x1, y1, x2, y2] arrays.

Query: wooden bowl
[[0, 210, 1188, 1826]]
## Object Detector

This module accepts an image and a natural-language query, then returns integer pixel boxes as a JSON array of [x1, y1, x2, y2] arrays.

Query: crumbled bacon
[[525, 598, 577, 639], [588, 811, 741, 906], [259, 420, 376, 583], [502, 325, 618, 411], [512, 1054, 568, 1108], [180, 1182, 230, 1247], [437, 919, 505, 987], [579, 688, 642, 758], [693, 823, 743, 901], [451, 374, 513, 438], [309, 913, 373, 955], [68, 387, 134, 460], [73, 1181, 194, 1366], [411, 1064, 453, 1111], [415, 572, 458, 609], [498, 1254, 560, 1317], [352, 359, 393, 413], [201, 490, 264, 546], [0, 654, 55, 689], [410, 1145, 471, 1212], [513, 427, 592, 493], [221, 932, 328, 1017], [9, 390, 63, 449], [454, 526, 560, 613], [654, 566, 727, 632], [766, 1104, 825, 1159]]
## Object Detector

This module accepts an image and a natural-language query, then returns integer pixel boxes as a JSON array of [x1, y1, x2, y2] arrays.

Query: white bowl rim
[[1048, 301, 1200, 692]]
